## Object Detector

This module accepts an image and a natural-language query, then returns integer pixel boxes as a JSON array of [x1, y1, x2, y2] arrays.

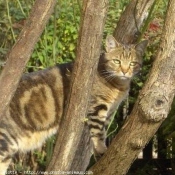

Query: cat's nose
[[121, 68, 128, 75], [121, 66, 129, 75]]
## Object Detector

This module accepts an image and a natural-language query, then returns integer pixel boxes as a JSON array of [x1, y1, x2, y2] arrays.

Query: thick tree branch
[[70, 125, 92, 171], [47, 0, 109, 172], [113, 0, 155, 44], [0, 0, 56, 120], [90, 0, 175, 174]]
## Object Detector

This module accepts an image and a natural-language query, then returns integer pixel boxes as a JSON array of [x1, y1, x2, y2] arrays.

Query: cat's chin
[[118, 76, 130, 80]]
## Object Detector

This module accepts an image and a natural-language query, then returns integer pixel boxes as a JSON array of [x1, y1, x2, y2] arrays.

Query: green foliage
[[0, 0, 80, 71], [104, 0, 130, 36], [28, 0, 81, 71]]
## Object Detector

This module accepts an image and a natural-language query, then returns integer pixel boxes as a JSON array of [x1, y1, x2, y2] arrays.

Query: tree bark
[[90, 0, 175, 174], [47, 0, 109, 172], [0, 0, 56, 121], [70, 125, 92, 172], [113, 0, 155, 44]]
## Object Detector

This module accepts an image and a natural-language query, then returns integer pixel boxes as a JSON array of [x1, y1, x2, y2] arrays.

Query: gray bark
[[114, 0, 155, 44], [47, 0, 109, 172], [0, 0, 56, 121]]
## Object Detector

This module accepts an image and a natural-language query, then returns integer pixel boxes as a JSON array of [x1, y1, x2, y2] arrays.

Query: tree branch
[[113, 0, 155, 44], [0, 0, 56, 120], [47, 0, 109, 171], [90, 0, 175, 174]]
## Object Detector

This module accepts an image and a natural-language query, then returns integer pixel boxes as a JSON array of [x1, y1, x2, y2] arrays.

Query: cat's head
[[101, 35, 148, 82]]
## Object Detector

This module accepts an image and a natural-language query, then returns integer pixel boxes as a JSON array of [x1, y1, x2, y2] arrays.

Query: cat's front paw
[[93, 151, 104, 161], [93, 142, 107, 161]]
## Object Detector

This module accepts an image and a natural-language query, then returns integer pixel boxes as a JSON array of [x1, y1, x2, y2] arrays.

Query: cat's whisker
[[104, 74, 116, 82], [101, 70, 116, 76], [100, 70, 117, 82]]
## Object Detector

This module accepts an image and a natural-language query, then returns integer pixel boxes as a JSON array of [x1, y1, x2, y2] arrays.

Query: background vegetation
[[0, 0, 174, 174]]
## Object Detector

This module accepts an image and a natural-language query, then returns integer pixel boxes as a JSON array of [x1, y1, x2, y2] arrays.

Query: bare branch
[[113, 0, 155, 44], [0, 0, 56, 120], [47, 0, 109, 171]]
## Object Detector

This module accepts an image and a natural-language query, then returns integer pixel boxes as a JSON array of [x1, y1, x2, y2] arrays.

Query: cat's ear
[[105, 35, 120, 52], [135, 40, 148, 56]]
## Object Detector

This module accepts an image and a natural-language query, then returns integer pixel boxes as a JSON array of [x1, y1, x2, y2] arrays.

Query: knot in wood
[[155, 99, 165, 109], [139, 91, 168, 122], [156, 99, 164, 107], [130, 138, 144, 150]]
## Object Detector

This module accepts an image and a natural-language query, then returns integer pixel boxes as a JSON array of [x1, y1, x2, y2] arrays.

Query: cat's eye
[[113, 59, 121, 64], [130, 62, 138, 66]]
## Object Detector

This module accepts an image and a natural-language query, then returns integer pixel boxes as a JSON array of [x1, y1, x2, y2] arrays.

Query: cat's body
[[0, 36, 147, 174]]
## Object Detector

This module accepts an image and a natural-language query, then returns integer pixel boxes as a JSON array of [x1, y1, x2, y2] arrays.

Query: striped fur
[[0, 36, 147, 174]]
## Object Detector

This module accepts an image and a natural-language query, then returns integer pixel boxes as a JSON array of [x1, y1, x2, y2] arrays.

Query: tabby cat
[[0, 36, 147, 174]]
